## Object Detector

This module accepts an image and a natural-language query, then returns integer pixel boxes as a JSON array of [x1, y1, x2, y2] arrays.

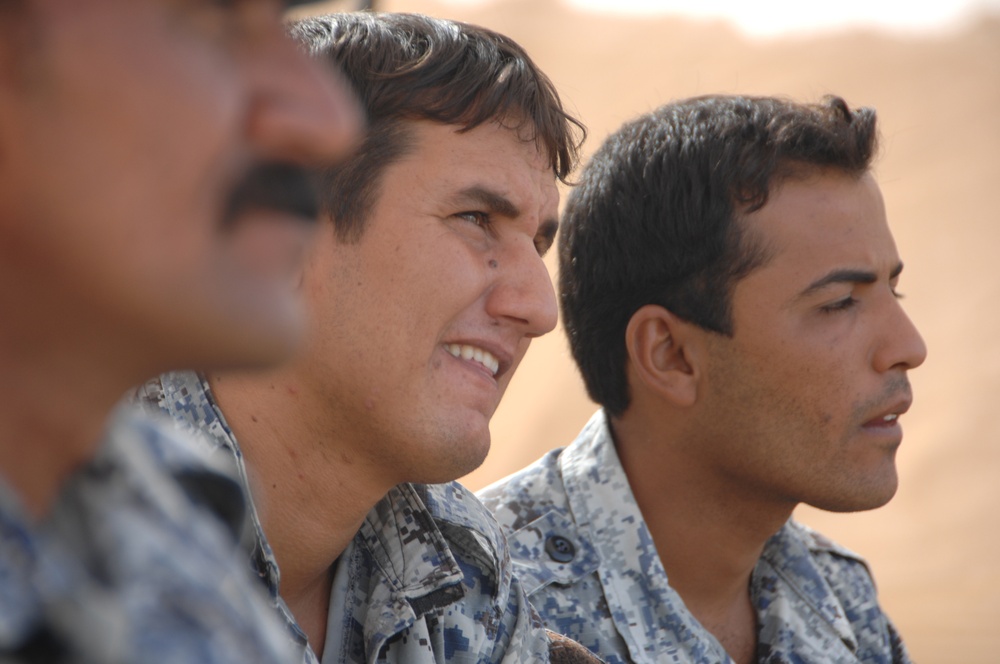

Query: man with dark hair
[[0, 0, 360, 661], [480, 95, 926, 664], [138, 12, 597, 664]]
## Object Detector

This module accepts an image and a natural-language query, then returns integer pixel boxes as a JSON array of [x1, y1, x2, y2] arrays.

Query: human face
[[0, 0, 360, 373], [300, 120, 559, 486], [695, 171, 926, 513]]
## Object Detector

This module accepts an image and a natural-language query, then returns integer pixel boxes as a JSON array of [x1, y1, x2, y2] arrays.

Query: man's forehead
[[747, 172, 886, 241], [738, 172, 899, 279], [405, 119, 556, 180]]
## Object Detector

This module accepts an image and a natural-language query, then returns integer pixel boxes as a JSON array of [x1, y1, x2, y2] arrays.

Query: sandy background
[[300, 2, 1000, 660]]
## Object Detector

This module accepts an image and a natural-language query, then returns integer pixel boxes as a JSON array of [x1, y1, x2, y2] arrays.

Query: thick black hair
[[559, 95, 878, 416]]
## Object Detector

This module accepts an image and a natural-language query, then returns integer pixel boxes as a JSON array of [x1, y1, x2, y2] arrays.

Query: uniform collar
[[352, 483, 466, 655], [562, 410, 866, 662], [558, 410, 733, 662], [145, 372, 299, 640], [754, 522, 862, 656]]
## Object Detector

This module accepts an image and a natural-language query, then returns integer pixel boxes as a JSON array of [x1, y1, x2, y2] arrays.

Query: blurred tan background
[[301, 1, 1000, 660]]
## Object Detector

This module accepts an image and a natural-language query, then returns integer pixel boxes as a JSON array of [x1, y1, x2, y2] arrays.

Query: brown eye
[[456, 211, 491, 229]]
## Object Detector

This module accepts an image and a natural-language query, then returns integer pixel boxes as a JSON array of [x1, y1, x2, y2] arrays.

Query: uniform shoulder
[[782, 521, 908, 661], [785, 520, 879, 597], [477, 447, 569, 533], [477, 452, 601, 596], [788, 520, 870, 567]]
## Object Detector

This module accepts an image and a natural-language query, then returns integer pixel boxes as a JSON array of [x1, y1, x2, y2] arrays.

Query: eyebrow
[[455, 186, 521, 219], [799, 262, 904, 298], [453, 185, 559, 238]]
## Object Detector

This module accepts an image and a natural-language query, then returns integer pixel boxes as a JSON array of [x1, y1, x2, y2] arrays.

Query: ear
[[625, 304, 703, 408]]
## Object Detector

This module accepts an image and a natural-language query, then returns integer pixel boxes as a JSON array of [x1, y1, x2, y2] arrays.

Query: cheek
[[726, 339, 842, 432], [499, 339, 533, 390], [781, 368, 858, 446], [775, 361, 843, 423]]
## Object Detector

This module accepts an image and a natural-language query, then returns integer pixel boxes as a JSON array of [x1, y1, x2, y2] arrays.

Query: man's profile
[[480, 95, 925, 664], [0, 1, 360, 660]]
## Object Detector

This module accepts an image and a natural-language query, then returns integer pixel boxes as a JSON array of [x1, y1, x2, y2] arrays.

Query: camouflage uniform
[[136, 371, 574, 664], [0, 406, 292, 663], [478, 410, 912, 664]]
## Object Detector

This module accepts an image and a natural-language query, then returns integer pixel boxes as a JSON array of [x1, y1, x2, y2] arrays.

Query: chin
[[190, 325, 301, 375], [416, 426, 492, 485], [807, 477, 899, 513], [228, 301, 306, 363], [227, 334, 299, 371]]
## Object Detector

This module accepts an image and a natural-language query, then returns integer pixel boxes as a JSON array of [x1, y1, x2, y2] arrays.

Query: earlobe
[[625, 305, 699, 408]]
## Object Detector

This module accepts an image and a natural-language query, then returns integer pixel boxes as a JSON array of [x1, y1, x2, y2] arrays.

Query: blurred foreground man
[[0, 0, 359, 661], [480, 95, 926, 664], [138, 12, 598, 664]]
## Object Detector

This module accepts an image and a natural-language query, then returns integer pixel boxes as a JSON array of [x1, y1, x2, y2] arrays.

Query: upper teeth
[[445, 344, 499, 376], [883, 414, 898, 422]]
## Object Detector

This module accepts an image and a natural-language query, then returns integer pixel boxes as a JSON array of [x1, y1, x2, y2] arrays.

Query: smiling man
[[480, 95, 926, 664], [137, 12, 597, 664], [0, 0, 360, 661]]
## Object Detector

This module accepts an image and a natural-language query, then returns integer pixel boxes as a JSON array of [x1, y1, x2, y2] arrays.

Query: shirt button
[[545, 535, 576, 563]]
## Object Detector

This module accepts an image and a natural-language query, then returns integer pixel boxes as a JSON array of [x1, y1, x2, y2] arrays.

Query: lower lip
[[861, 419, 903, 438], [228, 212, 312, 277]]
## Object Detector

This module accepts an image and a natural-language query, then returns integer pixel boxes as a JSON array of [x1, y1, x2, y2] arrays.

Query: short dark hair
[[289, 12, 585, 242], [560, 95, 879, 416]]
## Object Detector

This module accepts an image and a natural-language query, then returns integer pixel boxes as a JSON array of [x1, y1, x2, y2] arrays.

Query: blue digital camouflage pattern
[[0, 406, 292, 663], [136, 371, 581, 664], [478, 410, 912, 664]]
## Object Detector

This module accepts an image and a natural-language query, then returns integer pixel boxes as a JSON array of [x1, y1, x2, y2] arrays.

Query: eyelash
[[820, 288, 904, 314], [821, 297, 858, 313]]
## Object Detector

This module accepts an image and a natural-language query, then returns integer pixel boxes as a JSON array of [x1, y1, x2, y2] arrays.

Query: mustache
[[222, 162, 319, 229], [857, 375, 913, 418]]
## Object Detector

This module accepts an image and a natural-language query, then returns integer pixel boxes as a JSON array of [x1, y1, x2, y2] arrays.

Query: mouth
[[443, 343, 502, 378], [865, 413, 899, 428], [862, 398, 911, 429]]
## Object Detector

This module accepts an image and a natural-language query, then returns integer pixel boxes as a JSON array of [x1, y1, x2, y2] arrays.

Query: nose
[[486, 243, 559, 339], [242, 22, 363, 166], [873, 296, 928, 374]]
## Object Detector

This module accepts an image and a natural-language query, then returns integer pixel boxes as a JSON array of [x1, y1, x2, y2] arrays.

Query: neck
[[612, 410, 793, 662], [207, 369, 389, 656], [0, 321, 140, 518]]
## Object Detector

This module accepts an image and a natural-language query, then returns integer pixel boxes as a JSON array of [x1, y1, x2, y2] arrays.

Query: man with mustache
[[480, 95, 926, 664], [138, 11, 598, 664], [0, 0, 360, 661]]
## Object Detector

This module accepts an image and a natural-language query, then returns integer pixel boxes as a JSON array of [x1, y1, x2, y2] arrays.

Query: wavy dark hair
[[560, 95, 879, 416], [289, 12, 585, 241]]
